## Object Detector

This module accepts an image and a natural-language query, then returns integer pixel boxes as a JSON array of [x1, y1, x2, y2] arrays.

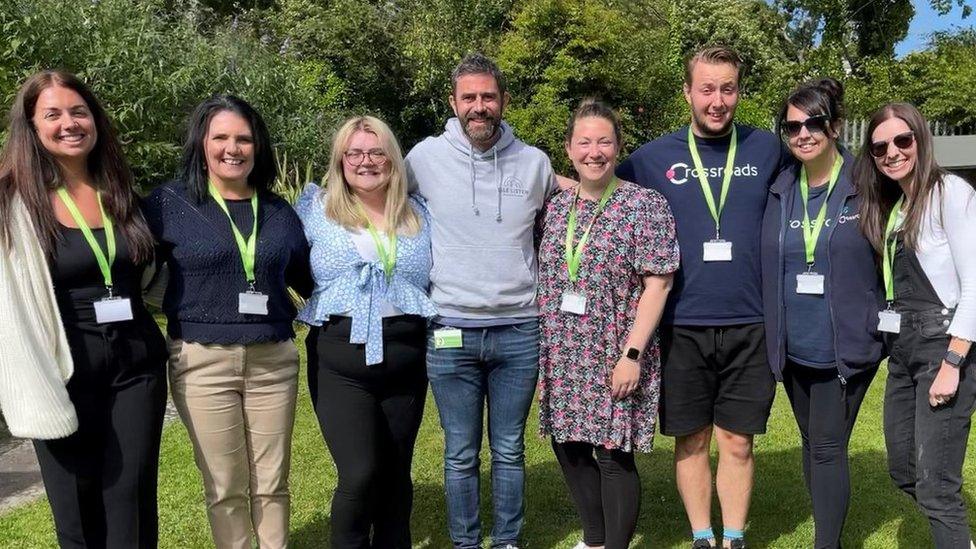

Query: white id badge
[[702, 239, 733, 262], [878, 310, 902, 334], [796, 272, 825, 295], [560, 291, 587, 315], [94, 297, 134, 324], [239, 291, 269, 315]]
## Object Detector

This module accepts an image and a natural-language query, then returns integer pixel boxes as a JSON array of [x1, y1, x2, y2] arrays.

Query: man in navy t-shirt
[[616, 46, 785, 549]]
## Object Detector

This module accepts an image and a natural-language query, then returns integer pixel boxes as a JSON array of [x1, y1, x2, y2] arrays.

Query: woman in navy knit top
[[144, 95, 311, 549]]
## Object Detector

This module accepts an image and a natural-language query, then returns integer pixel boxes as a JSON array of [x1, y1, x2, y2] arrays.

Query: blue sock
[[693, 528, 714, 541], [724, 528, 744, 540]]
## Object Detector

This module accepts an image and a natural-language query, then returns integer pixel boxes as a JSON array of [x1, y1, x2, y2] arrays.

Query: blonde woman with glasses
[[295, 116, 436, 548]]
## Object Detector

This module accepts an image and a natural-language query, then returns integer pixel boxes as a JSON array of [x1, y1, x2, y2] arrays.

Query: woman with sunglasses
[[856, 103, 976, 549], [760, 78, 884, 549], [296, 116, 436, 548]]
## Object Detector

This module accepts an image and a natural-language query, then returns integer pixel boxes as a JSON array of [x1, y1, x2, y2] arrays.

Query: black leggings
[[782, 361, 877, 549], [307, 316, 428, 549], [551, 440, 640, 549]]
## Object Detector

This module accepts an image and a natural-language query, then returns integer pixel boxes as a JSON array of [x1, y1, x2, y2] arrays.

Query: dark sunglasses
[[869, 131, 915, 158], [781, 114, 830, 138]]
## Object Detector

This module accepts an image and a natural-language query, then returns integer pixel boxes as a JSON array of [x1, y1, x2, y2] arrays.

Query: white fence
[[838, 119, 976, 150]]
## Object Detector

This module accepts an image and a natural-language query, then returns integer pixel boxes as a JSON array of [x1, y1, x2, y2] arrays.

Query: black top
[[50, 224, 149, 326], [143, 180, 313, 345]]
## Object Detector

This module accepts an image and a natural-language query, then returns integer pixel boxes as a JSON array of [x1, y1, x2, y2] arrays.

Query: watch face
[[946, 351, 965, 367], [626, 348, 640, 360]]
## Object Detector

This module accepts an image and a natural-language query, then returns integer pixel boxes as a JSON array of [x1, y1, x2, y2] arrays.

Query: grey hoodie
[[405, 117, 556, 319]]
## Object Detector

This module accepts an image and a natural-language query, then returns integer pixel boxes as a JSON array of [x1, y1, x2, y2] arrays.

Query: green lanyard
[[688, 125, 737, 238], [882, 196, 905, 304], [565, 178, 618, 283], [56, 188, 116, 292], [208, 183, 258, 287], [798, 153, 844, 267], [357, 204, 397, 281]]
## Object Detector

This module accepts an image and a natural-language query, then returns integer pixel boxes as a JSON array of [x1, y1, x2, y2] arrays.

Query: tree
[[494, 0, 672, 171]]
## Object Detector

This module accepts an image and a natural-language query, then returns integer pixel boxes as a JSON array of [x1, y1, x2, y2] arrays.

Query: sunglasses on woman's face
[[869, 131, 915, 158], [781, 114, 830, 138]]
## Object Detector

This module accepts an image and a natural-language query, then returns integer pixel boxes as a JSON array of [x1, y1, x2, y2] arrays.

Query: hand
[[611, 356, 640, 401], [929, 362, 960, 407]]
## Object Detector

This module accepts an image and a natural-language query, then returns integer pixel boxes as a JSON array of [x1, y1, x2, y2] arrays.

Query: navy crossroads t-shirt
[[782, 183, 835, 367], [617, 124, 785, 326]]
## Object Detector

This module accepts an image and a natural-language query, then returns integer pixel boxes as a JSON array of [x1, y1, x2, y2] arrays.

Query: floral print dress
[[538, 180, 679, 452]]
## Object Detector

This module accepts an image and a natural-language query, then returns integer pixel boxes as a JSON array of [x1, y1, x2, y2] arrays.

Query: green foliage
[[0, 0, 342, 189], [497, 0, 672, 172], [1, 0, 975, 189]]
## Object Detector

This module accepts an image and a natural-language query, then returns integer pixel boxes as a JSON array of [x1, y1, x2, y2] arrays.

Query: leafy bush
[[0, 0, 343, 189]]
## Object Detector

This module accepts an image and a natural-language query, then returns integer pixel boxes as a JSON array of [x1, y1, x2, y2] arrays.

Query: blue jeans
[[426, 320, 540, 549]]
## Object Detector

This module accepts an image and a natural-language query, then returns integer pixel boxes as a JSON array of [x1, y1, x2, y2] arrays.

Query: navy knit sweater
[[144, 180, 312, 344]]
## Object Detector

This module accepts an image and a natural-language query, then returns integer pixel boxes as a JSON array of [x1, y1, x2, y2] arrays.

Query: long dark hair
[[0, 70, 155, 262], [179, 95, 276, 203], [855, 103, 949, 253]]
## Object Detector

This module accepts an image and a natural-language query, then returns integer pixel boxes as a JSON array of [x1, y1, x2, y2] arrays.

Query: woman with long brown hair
[[856, 102, 976, 549], [0, 70, 167, 547]]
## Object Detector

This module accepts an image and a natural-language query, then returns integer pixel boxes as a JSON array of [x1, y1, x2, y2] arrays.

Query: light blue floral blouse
[[296, 183, 437, 365]]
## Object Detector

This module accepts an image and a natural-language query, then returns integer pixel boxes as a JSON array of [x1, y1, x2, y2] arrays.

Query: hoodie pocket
[[431, 244, 536, 310]]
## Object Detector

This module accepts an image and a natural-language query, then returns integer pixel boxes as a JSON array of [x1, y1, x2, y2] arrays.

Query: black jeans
[[782, 361, 877, 549], [885, 309, 976, 549], [551, 440, 640, 549], [307, 316, 428, 549]]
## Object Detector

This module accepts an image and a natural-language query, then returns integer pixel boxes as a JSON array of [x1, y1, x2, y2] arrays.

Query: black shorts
[[658, 323, 775, 437]]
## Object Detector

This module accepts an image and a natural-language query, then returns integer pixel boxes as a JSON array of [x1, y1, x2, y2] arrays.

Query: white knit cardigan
[[0, 195, 77, 439]]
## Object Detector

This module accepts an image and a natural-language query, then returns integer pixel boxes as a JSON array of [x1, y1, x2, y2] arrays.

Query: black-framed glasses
[[343, 149, 388, 166], [781, 114, 831, 138], [869, 131, 915, 158]]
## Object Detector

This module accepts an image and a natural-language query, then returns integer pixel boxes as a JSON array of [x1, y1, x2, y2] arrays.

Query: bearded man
[[404, 53, 558, 549]]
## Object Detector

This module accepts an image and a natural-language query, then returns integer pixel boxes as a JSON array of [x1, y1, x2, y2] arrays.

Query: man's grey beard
[[462, 116, 499, 144]]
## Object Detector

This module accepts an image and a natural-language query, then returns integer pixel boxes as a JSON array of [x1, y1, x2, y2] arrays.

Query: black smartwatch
[[944, 350, 966, 368], [625, 347, 641, 361]]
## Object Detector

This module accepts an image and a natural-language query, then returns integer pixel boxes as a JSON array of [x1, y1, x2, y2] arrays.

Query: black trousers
[[885, 312, 976, 549], [307, 316, 428, 549], [782, 361, 876, 549], [551, 440, 640, 549], [33, 319, 167, 549]]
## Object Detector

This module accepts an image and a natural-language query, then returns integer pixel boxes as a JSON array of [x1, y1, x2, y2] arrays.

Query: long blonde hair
[[323, 116, 420, 236]]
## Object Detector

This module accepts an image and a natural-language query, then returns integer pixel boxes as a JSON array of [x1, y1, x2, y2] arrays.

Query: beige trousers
[[169, 339, 299, 549]]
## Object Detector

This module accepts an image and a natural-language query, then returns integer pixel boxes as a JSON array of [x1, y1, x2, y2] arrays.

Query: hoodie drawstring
[[493, 147, 502, 222], [468, 147, 480, 216], [468, 144, 503, 223]]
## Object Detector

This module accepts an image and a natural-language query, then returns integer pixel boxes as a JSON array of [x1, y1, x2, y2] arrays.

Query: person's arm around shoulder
[[612, 184, 680, 400], [928, 174, 976, 407]]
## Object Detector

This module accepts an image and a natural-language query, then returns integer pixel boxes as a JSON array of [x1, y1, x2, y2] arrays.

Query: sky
[[896, 1, 974, 56]]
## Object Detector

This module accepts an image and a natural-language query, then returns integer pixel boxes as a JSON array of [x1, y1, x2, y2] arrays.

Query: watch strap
[[945, 350, 965, 368]]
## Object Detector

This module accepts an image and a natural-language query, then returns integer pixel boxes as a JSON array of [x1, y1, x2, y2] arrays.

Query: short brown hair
[[684, 46, 743, 85]]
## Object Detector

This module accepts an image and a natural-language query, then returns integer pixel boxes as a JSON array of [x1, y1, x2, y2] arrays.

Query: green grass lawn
[[2, 329, 975, 547]]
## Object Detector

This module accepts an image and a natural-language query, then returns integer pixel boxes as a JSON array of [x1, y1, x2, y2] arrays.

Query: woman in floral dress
[[538, 99, 680, 549]]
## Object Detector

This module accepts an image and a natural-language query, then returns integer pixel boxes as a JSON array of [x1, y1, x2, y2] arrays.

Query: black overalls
[[884, 239, 976, 549]]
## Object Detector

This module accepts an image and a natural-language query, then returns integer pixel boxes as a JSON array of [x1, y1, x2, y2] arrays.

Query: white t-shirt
[[914, 173, 976, 340]]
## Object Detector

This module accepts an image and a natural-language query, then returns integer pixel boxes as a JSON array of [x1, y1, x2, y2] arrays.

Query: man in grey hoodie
[[405, 53, 557, 549]]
